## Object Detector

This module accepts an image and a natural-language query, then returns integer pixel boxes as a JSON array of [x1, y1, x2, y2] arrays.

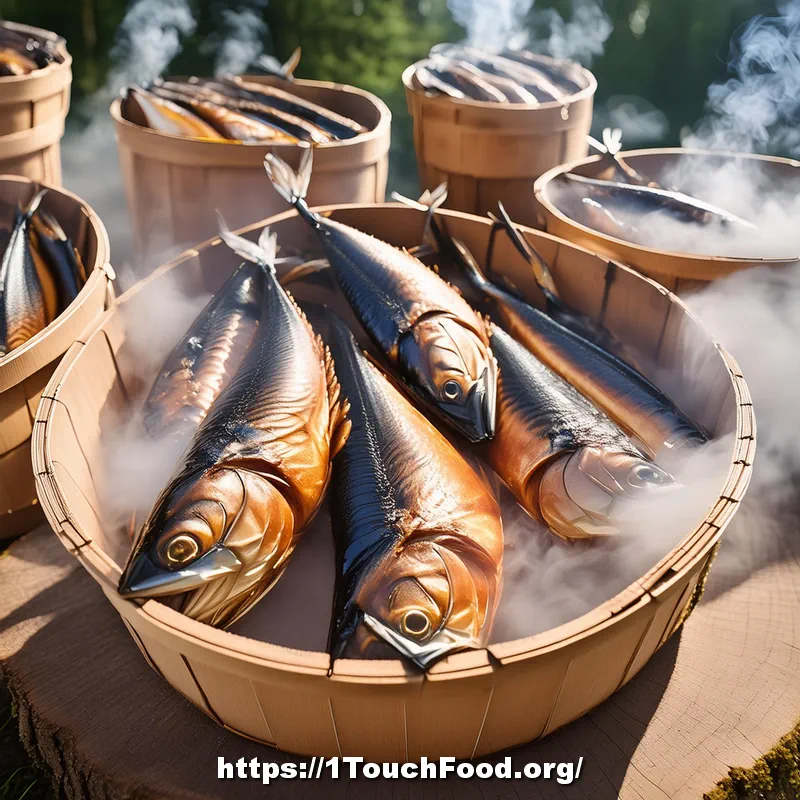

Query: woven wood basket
[[0, 175, 111, 538], [112, 78, 391, 256], [535, 148, 800, 293], [0, 22, 72, 184], [33, 205, 754, 759], [402, 59, 596, 228]]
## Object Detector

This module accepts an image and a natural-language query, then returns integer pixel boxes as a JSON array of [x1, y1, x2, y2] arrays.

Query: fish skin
[[119, 258, 345, 628], [559, 173, 757, 230], [424, 57, 509, 103], [147, 84, 296, 142], [485, 325, 677, 540], [0, 192, 48, 356], [0, 46, 38, 75], [142, 262, 265, 444], [458, 250, 707, 455], [30, 211, 84, 310], [500, 48, 585, 95], [121, 86, 228, 141], [265, 151, 498, 444], [317, 306, 503, 668], [218, 76, 367, 140], [159, 80, 331, 144]]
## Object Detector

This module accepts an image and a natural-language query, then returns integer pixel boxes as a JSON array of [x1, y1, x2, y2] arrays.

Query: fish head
[[337, 538, 491, 669], [398, 314, 497, 443], [119, 465, 291, 622], [538, 447, 680, 540]]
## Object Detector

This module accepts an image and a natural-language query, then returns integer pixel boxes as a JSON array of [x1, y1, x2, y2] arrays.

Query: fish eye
[[401, 609, 432, 639], [629, 464, 666, 487], [441, 380, 462, 402], [162, 534, 199, 566]]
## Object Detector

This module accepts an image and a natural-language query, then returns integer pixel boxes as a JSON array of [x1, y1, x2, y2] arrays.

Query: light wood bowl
[[112, 77, 391, 256], [33, 204, 754, 759], [535, 148, 800, 293], [0, 22, 72, 184], [0, 175, 112, 538], [403, 58, 596, 228]]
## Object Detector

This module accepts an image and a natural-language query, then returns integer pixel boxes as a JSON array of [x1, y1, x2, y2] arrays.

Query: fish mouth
[[439, 361, 497, 444], [118, 545, 242, 599], [362, 613, 481, 670], [539, 449, 681, 540]]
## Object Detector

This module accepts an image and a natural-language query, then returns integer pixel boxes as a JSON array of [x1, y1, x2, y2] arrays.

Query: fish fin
[[264, 147, 313, 206], [216, 212, 277, 274], [281, 46, 302, 79], [323, 343, 351, 453], [278, 258, 330, 287], [449, 236, 490, 292]]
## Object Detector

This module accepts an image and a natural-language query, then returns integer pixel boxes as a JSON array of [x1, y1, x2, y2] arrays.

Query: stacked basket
[[0, 21, 72, 184]]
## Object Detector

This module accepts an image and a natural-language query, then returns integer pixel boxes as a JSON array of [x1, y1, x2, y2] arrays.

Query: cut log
[[0, 525, 798, 800]]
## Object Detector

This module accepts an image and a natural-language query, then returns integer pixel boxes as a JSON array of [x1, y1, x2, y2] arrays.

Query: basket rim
[[0, 175, 112, 392], [401, 58, 597, 112], [109, 75, 392, 153], [534, 147, 800, 272], [33, 203, 756, 683], [0, 20, 72, 85]]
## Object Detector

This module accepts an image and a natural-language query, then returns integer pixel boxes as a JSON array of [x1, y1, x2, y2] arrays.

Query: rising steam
[[445, 0, 613, 64]]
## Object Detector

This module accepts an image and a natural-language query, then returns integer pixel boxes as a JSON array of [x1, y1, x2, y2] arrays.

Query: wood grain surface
[[0, 522, 797, 800]]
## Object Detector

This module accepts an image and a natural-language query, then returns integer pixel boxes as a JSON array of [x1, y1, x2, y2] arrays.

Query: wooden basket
[[402, 60, 596, 228], [112, 78, 391, 256], [0, 22, 72, 184], [33, 205, 754, 759], [535, 148, 800, 293], [0, 175, 111, 538]]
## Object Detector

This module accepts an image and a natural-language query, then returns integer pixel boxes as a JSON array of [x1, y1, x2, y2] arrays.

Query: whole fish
[[264, 149, 498, 443], [219, 75, 367, 140], [414, 63, 466, 99], [454, 61, 540, 104], [558, 173, 757, 231], [142, 261, 265, 444], [30, 209, 86, 310], [118, 229, 347, 627], [486, 324, 678, 540], [121, 86, 227, 141], [0, 191, 49, 356], [316, 306, 503, 668], [147, 84, 296, 143], [457, 244, 707, 455], [155, 80, 331, 144]]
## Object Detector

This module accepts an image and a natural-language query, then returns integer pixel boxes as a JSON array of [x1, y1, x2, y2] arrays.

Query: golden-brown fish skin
[[119, 236, 347, 628], [0, 46, 38, 76], [121, 86, 228, 140], [486, 324, 678, 541], [265, 150, 498, 444], [142, 261, 265, 444], [317, 306, 503, 669], [0, 191, 49, 357], [147, 84, 295, 142]]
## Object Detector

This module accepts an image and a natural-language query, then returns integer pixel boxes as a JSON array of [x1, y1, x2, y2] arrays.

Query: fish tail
[[494, 202, 560, 303], [281, 46, 302, 79], [264, 148, 315, 215], [449, 235, 490, 292], [216, 211, 277, 275], [22, 189, 47, 221]]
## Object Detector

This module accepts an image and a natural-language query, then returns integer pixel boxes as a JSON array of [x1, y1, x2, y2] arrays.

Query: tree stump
[[0, 524, 798, 800]]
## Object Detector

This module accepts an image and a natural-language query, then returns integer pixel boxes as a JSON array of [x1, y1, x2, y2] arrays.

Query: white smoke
[[529, 0, 613, 66], [445, 0, 612, 64], [211, 4, 270, 77], [595, 95, 669, 145], [684, 0, 800, 156]]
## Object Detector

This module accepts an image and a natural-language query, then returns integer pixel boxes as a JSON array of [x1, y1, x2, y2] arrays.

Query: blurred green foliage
[[0, 0, 778, 195]]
